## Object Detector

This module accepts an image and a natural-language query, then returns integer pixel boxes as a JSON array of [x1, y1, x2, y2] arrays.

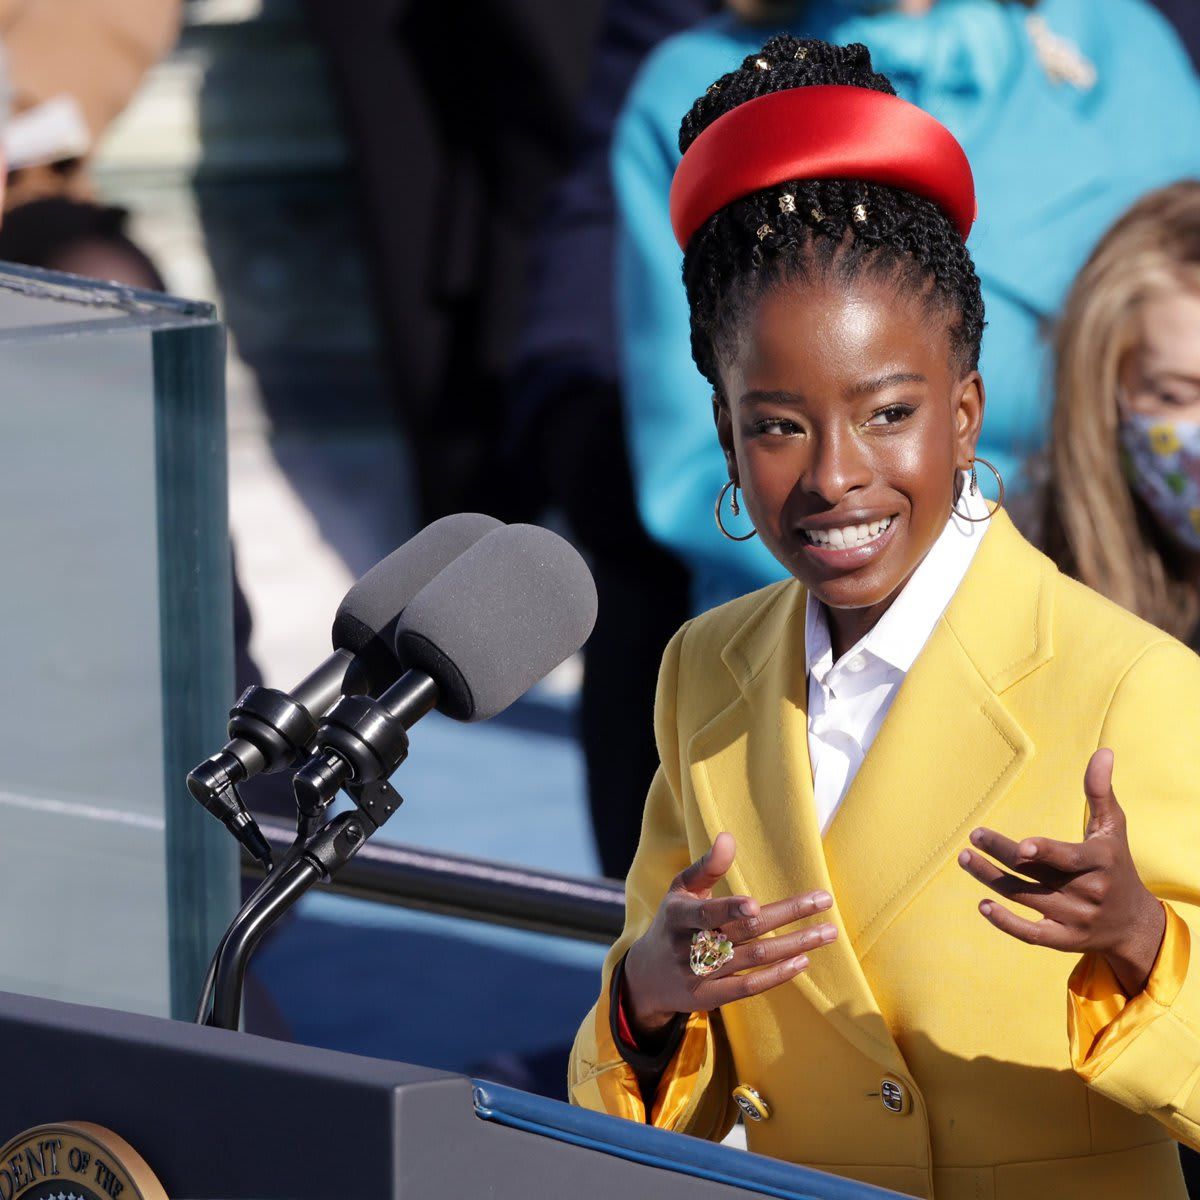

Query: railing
[[242, 819, 626, 943]]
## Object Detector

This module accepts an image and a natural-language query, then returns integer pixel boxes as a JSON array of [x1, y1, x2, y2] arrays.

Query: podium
[[0, 990, 902, 1200]]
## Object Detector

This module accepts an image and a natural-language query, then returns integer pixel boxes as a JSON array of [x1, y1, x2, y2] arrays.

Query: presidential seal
[[0, 1124, 167, 1200]]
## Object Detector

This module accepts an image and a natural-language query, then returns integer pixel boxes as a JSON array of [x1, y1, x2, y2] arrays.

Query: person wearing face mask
[[614, 0, 1200, 616], [1044, 181, 1200, 653]]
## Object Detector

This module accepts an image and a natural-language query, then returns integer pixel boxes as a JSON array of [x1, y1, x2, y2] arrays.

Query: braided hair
[[680, 37, 985, 396]]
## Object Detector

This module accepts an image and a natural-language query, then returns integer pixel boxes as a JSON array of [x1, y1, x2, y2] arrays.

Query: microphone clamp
[[225, 684, 321, 776], [186, 750, 273, 869], [292, 695, 411, 814], [292, 670, 439, 814]]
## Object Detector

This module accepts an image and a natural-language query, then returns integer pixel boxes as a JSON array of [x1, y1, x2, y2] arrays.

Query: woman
[[613, 0, 1200, 614], [570, 38, 1200, 1199], [1045, 181, 1200, 653]]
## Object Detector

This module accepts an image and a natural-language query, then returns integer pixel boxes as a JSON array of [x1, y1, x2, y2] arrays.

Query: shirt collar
[[805, 481, 991, 682]]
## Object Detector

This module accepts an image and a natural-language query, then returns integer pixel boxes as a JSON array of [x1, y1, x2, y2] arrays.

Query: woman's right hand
[[622, 832, 838, 1039]]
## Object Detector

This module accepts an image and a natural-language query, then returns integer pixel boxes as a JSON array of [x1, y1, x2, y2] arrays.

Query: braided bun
[[680, 36, 985, 391]]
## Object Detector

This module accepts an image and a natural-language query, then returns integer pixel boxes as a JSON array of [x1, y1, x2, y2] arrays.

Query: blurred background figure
[[0, 0, 179, 288], [1044, 180, 1200, 652], [1151, 0, 1200, 67], [509, 0, 717, 879], [300, 0, 602, 524], [614, 0, 1200, 615]]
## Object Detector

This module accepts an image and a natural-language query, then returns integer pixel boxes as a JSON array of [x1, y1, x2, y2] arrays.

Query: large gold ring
[[690, 929, 734, 977]]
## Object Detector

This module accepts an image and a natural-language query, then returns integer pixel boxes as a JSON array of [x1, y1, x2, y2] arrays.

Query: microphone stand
[[193, 808, 319, 1024], [203, 777, 404, 1031]]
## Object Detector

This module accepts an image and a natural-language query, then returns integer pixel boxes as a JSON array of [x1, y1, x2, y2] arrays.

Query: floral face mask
[[1119, 412, 1200, 554]]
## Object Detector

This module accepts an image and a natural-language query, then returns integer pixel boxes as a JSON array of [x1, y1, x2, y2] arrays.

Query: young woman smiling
[[569, 37, 1200, 1200]]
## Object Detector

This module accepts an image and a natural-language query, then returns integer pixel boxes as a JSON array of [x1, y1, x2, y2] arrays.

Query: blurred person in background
[[615, 0, 1200, 615], [0, 0, 179, 288], [1151, 0, 1200, 68], [1044, 181, 1200, 653], [302, 0, 605, 525], [511, 0, 717, 879]]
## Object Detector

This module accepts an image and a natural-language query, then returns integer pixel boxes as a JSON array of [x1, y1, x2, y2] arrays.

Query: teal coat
[[613, 0, 1200, 612]]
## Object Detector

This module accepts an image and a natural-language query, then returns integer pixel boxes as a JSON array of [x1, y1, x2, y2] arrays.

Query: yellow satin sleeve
[[570, 998, 712, 1129], [1068, 902, 1191, 1082], [649, 1013, 711, 1127]]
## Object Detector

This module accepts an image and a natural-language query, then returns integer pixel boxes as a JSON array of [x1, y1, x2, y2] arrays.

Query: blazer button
[[732, 1085, 771, 1122], [880, 1078, 912, 1115]]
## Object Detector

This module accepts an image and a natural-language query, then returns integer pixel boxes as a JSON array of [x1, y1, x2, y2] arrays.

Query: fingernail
[[1018, 841, 1037, 860], [970, 829, 984, 845], [791, 955, 809, 971], [812, 891, 833, 908], [738, 901, 756, 917], [979, 900, 992, 916], [958, 850, 971, 866], [820, 924, 838, 941]]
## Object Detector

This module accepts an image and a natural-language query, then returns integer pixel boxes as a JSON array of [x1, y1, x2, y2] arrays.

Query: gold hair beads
[[852, 203, 869, 224], [756, 223, 774, 241], [755, 57, 771, 71], [811, 207, 826, 223], [779, 193, 796, 215]]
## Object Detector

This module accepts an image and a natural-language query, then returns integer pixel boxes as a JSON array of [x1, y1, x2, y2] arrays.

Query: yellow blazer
[[569, 512, 1200, 1200]]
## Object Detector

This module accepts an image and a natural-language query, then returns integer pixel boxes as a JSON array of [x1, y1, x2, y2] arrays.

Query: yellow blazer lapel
[[823, 513, 1052, 958], [687, 584, 908, 1077]]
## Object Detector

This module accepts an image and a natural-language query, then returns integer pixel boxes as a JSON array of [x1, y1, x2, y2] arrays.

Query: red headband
[[669, 85, 976, 250]]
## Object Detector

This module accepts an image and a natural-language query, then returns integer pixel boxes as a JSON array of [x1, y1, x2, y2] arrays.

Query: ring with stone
[[689, 929, 734, 977]]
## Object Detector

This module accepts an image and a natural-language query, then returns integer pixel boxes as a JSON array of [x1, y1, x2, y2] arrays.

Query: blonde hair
[[1046, 180, 1200, 640]]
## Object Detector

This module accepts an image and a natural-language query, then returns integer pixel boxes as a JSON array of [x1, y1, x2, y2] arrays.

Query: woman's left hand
[[958, 748, 1166, 996]]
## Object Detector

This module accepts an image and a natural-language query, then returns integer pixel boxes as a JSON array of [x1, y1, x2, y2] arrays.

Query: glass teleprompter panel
[[0, 264, 236, 1019]]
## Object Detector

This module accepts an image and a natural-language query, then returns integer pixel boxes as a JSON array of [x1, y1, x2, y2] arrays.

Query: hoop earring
[[714, 479, 758, 541], [952, 456, 1005, 523]]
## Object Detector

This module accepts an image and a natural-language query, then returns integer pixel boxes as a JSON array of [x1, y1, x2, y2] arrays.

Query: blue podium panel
[[0, 265, 236, 1020], [474, 1082, 907, 1200]]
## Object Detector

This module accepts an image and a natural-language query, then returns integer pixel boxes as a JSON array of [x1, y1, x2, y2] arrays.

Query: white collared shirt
[[805, 484, 991, 834]]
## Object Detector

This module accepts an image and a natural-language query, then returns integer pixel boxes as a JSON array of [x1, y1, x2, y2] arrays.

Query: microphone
[[292, 523, 598, 816], [187, 512, 503, 863]]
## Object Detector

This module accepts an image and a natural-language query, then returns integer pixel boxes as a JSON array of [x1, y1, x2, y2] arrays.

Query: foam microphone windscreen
[[332, 512, 503, 690], [393, 523, 598, 721]]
